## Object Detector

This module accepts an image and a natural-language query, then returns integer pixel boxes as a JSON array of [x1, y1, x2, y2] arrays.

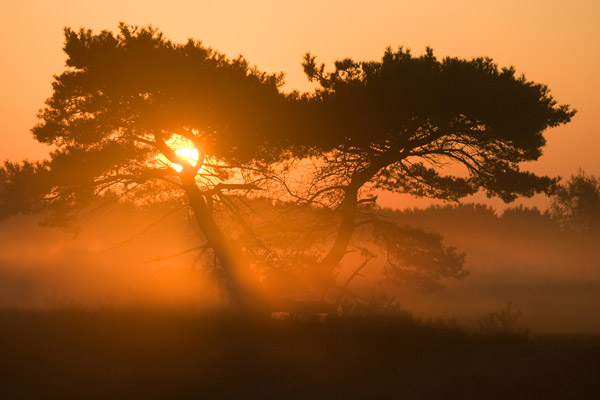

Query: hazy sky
[[1, 0, 599, 207]]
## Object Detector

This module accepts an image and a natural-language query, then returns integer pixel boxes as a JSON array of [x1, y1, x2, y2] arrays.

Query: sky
[[1, 0, 599, 209]]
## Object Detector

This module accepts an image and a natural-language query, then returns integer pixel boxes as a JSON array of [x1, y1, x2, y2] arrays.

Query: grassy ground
[[0, 308, 599, 399]]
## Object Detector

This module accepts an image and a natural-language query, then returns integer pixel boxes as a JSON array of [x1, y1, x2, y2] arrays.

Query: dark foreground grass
[[0, 308, 598, 400]]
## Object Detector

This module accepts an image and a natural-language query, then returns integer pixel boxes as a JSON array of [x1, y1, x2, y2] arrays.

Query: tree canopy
[[301, 47, 575, 202], [3, 24, 293, 215]]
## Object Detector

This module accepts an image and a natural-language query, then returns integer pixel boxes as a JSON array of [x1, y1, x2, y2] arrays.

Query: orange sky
[[1, 0, 599, 209]]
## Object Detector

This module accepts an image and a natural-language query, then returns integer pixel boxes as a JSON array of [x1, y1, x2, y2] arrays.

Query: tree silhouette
[[0, 24, 293, 307], [550, 169, 600, 234], [0, 31, 578, 310], [297, 47, 575, 284]]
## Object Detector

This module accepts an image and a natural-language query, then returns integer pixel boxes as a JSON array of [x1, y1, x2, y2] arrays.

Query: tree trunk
[[319, 185, 360, 270], [317, 161, 385, 283], [181, 176, 253, 309]]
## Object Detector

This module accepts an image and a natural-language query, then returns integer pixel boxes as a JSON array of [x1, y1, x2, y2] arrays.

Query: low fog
[[1, 203, 598, 334], [373, 205, 600, 334], [0, 206, 220, 309]]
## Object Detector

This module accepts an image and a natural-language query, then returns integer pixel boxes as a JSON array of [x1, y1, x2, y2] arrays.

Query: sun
[[153, 134, 205, 173], [172, 147, 203, 173]]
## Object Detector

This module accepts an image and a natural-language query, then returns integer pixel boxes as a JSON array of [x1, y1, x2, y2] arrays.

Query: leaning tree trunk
[[317, 161, 385, 284], [181, 176, 254, 309], [319, 184, 360, 270]]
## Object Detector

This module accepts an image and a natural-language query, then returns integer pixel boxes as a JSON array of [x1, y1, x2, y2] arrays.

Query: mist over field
[[1, 203, 598, 334], [375, 205, 600, 334], [0, 207, 219, 309]]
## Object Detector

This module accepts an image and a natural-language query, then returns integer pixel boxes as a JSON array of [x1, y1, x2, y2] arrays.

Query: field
[[1, 308, 599, 399]]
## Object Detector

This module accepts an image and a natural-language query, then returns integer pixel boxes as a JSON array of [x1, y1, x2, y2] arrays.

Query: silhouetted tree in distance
[[299, 47, 575, 285], [550, 169, 600, 234], [0, 24, 293, 308]]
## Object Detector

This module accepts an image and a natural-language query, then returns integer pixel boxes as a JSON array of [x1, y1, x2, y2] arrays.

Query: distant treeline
[[378, 169, 600, 240], [379, 203, 559, 237]]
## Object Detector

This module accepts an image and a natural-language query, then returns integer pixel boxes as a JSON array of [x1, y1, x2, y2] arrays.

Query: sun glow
[[172, 147, 203, 173]]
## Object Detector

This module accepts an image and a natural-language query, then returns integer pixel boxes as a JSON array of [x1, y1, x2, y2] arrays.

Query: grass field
[[1, 308, 599, 399]]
